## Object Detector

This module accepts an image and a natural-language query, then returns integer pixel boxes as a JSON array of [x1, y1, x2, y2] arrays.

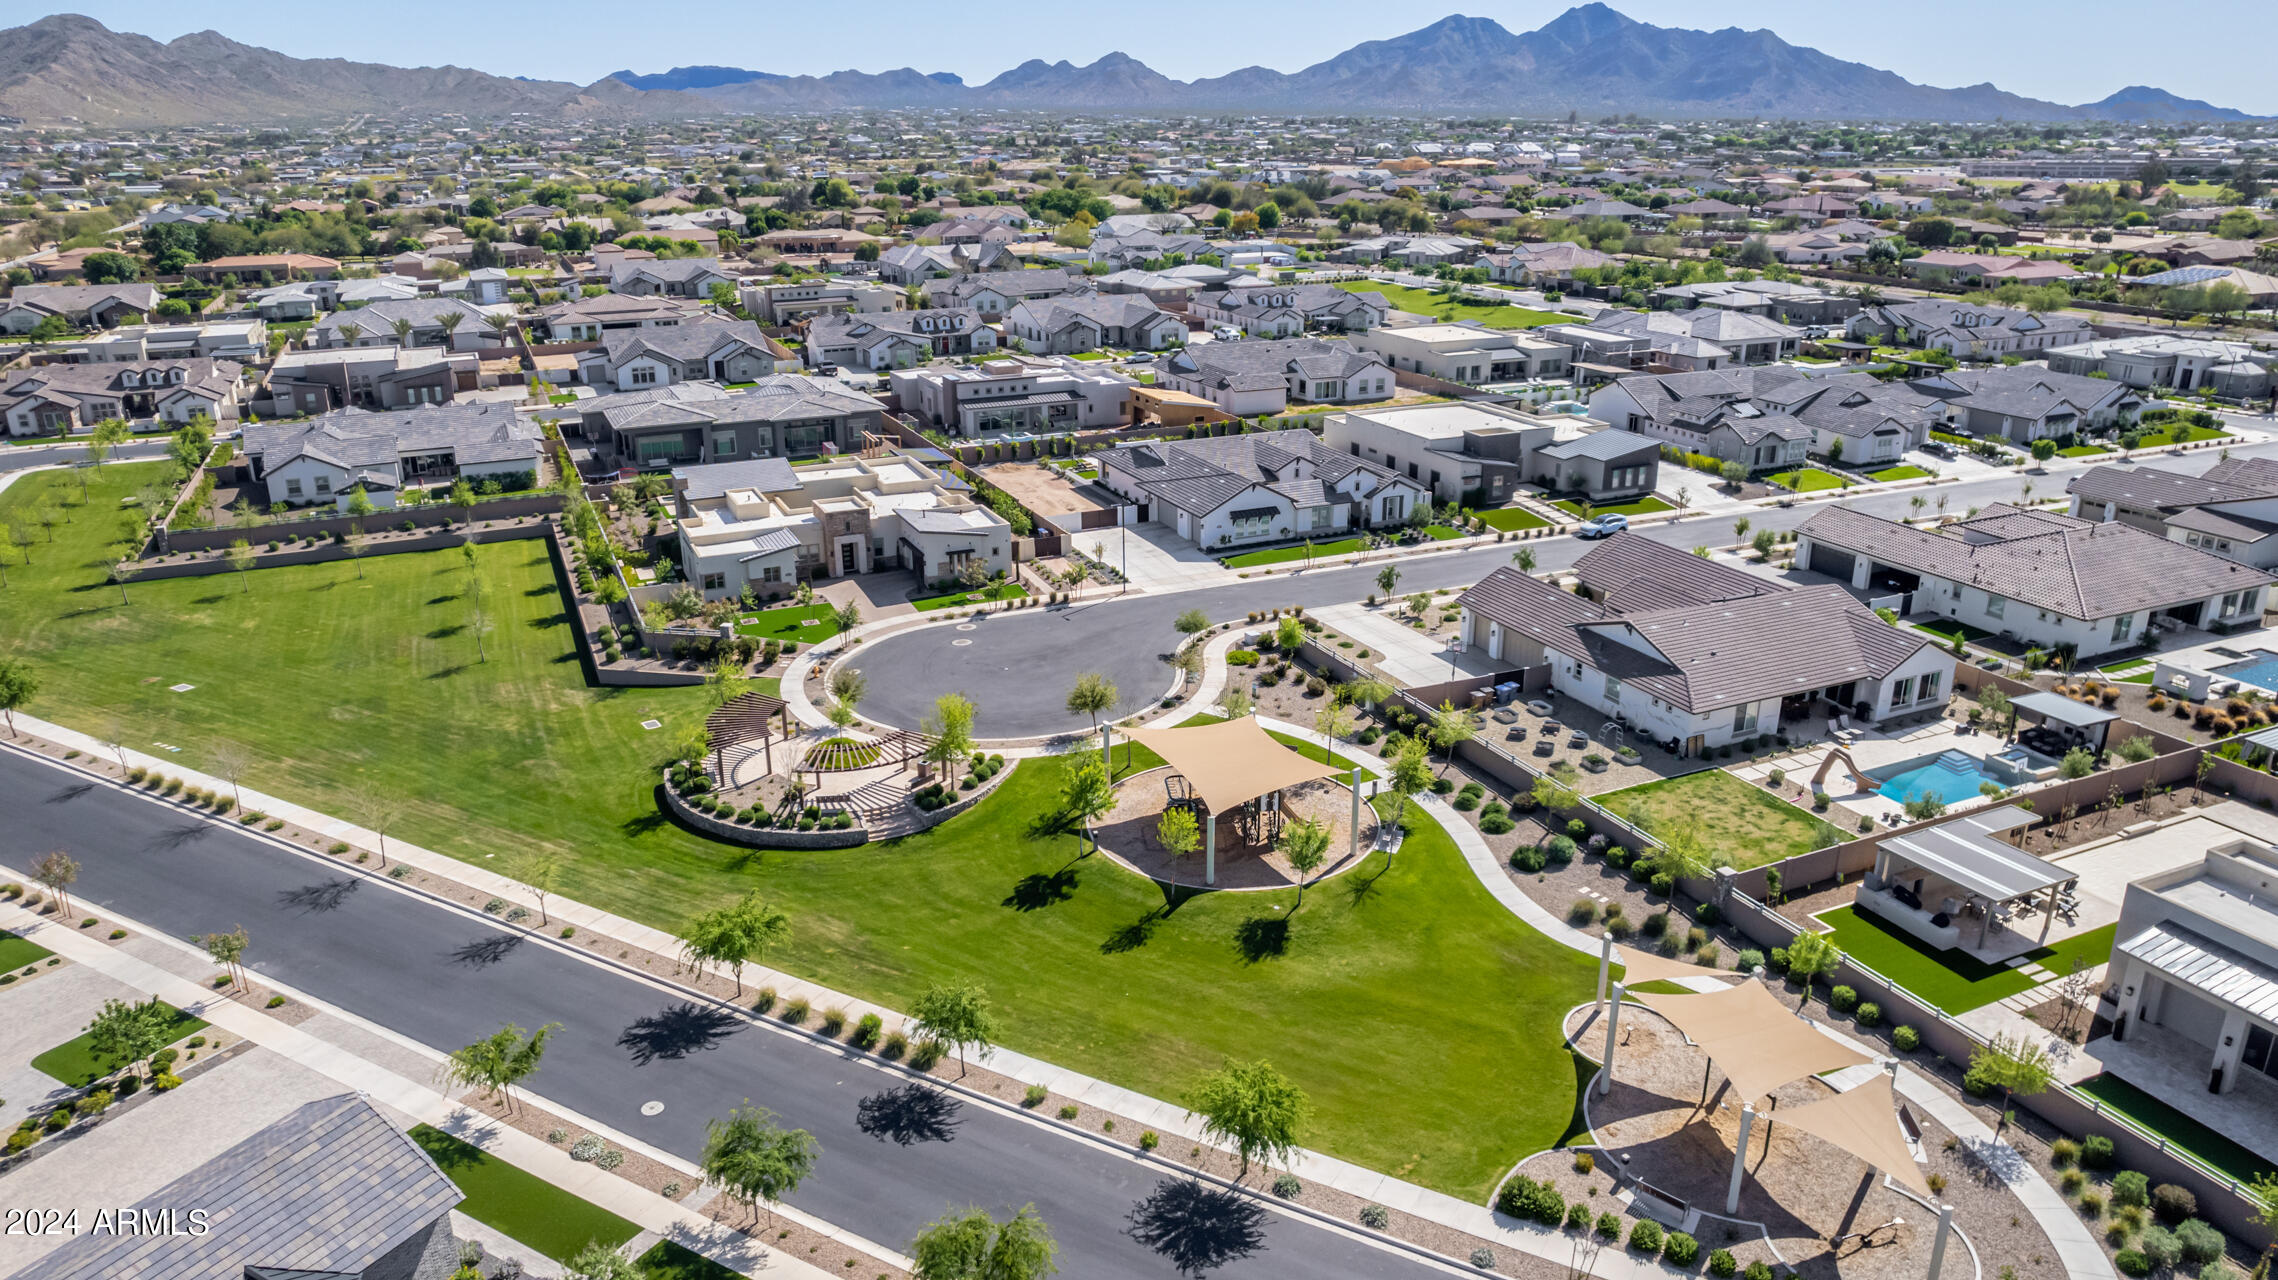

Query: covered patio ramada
[[1857, 805, 2075, 959], [1118, 716, 1359, 887], [2011, 690, 2118, 760]]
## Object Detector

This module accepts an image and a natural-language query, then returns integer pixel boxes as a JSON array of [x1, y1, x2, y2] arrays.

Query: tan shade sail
[[1633, 980, 1871, 1105], [1771, 1072, 1932, 1198], [1616, 946, 1748, 989], [1120, 716, 1350, 816]]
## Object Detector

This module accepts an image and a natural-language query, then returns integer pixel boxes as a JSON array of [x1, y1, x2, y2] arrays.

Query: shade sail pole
[[1350, 763, 1361, 864], [1726, 1103, 1755, 1215], [1205, 812, 1216, 887], [1927, 1202, 1955, 1280], [1597, 933, 1613, 1013], [1598, 983, 1624, 1097]]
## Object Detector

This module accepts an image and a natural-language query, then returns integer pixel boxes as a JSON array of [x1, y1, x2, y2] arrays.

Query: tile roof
[[244, 402, 540, 470], [677, 456, 801, 500]]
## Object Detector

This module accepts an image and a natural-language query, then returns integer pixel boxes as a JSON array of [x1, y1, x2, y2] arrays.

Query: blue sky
[[32, 1, 2278, 115]]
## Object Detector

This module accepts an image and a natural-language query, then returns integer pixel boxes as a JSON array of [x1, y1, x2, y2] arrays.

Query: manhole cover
[[640, 1100, 664, 1116], [640, 719, 662, 730], [950, 638, 974, 647], [955, 624, 978, 632]]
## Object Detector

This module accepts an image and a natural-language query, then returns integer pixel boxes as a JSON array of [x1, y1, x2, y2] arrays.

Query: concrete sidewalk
[[0, 894, 850, 1280]]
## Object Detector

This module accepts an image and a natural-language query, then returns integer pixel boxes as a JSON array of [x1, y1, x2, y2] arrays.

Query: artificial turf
[[1551, 496, 1675, 519], [1475, 507, 1552, 532], [0, 930, 53, 971], [32, 1003, 207, 1086], [1811, 906, 2117, 1015], [637, 1240, 747, 1279], [409, 1125, 641, 1261], [910, 584, 1030, 612], [1223, 537, 1365, 568], [2071, 1073, 2278, 1186], [0, 463, 1595, 1200], [1598, 768, 1842, 872], [1869, 465, 1932, 482], [738, 602, 841, 642], [1766, 468, 1849, 493]]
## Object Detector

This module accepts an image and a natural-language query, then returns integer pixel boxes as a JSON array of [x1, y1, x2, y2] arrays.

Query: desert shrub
[[2112, 1170, 2150, 1208], [1709, 1249, 1738, 1278], [1893, 1024, 1920, 1051], [2114, 1251, 2150, 1278], [2138, 1226, 2181, 1269], [569, 1134, 607, 1162], [1595, 1213, 1621, 1240], [852, 1013, 882, 1050], [2050, 1137, 2079, 1167], [2061, 1168, 2087, 1194], [1469, 1247, 1495, 1270], [881, 1031, 908, 1060], [909, 1039, 943, 1071], [1736, 948, 1764, 972], [1546, 834, 1577, 864], [750, 987, 776, 1014], [1661, 1232, 1699, 1266], [1510, 844, 1546, 873], [2080, 1134, 2115, 1168], [1830, 984, 1859, 1012], [1572, 1151, 1594, 1175], [1627, 1220, 1663, 1253], [781, 997, 810, 1024], [1743, 1265, 1775, 1280], [1569, 899, 1599, 924], [2174, 1219, 2223, 1266], [1854, 1002, 1881, 1027], [1022, 1085, 1048, 1109], [1566, 1202, 1592, 1231], [1273, 1174, 1302, 1199], [1360, 1204, 1390, 1230], [2079, 1190, 2104, 1218], [1494, 1174, 1565, 1226], [2151, 1184, 2196, 1223]]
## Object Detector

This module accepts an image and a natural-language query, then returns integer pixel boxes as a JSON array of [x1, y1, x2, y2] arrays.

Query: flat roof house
[[1352, 322, 1572, 385], [1457, 534, 1954, 757], [242, 402, 542, 510], [1094, 427, 1426, 553], [1797, 503, 2276, 660], [1322, 400, 1653, 507], [264, 346, 465, 415], [1154, 337, 1394, 416], [890, 357, 1134, 436], [535, 291, 708, 342], [744, 279, 906, 325], [2046, 333, 2274, 399], [673, 452, 1012, 596], [2106, 808, 2278, 1106]]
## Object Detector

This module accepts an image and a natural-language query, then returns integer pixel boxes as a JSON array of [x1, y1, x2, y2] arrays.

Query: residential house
[[535, 292, 709, 342], [1352, 322, 1571, 384], [0, 282, 161, 332], [2068, 456, 2278, 570], [0, 358, 242, 436], [805, 308, 997, 370], [918, 269, 1086, 321], [742, 279, 904, 325], [1005, 294, 1186, 354], [1591, 367, 1933, 470], [609, 257, 739, 298], [1584, 308, 1802, 366], [1848, 301, 2093, 359], [674, 451, 1011, 596], [308, 297, 514, 352], [1323, 400, 1654, 506], [1650, 280, 1861, 327], [1481, 241, 1615, 287], [1088, 230, 1214, 271], [62, 319, 265, 364], [2045, 333, 2272, 398], [263, 346, 464, 415], [1333, 234, 1481, 268], [242, 402, 542, 510], [875, 241, 1021, 285], [183, 253, 340, 283], [1455, 534, 1953, 755], [1797, 503, 2274, 658], [572, 376, 888, 471], [1909, 366, 2142, 443], [1901, 251, 2088, 287], [890, 357, 1134, 436], [1094, 428, 1426, 552], [1154, 337, 1394, 416], [2122, 265, 2278, 308], [1188, 284, 1387, 338], [575, 318, 782, 391]]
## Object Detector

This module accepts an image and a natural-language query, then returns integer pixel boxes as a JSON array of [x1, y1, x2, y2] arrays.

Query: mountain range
[[0, 8, 2262, 127]]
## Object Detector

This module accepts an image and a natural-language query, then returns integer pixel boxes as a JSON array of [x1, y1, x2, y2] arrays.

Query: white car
[[1211, 326, 1243, 341]]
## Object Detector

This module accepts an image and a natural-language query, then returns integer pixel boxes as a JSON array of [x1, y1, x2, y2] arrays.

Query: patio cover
[[2119, 922, 2278, 1024], [1119, 716, 1348, 816], [1770, 1073, 1932, 1197], [1632, 980, 1871, 1104], [1617, 946, 1747, 988], [2012, 691, 2118, 731], [1880, 804, 2068, 904]]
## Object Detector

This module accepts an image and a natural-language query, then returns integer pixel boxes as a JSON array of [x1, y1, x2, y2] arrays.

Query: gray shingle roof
[[22, 1094, 460, 1280], [244, 402, 540, 471], [677, 456, 800, 500], [1165, 337, 1385, 386], [591, 317, 771, 365]]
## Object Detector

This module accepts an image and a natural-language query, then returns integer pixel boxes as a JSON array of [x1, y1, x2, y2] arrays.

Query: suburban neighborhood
[[5, 6, 2278, 1280]]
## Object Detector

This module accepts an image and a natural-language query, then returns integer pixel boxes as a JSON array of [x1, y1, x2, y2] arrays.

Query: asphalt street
[[0, 748, 1462, 1280], [0, 440, 172, 473], [858, 439, 2265, 738]]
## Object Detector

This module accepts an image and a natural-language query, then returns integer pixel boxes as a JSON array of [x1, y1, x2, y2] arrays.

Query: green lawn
[[1476, 507, 1551, 532], [1069, 351, 1114, 361], [1869, 465, 1932, 482], [1912, 619, 1997, 648], [0, 930, 53, 971], [1335, 281, 1566, 330], [2057, 444, 2112, 458], [1551, 496, 1675, 519], [1766, 468, 1849, 493], [739, 602, 841, 642], [2137, 424, 2229, 447], [33, 1003, 207, 1087], [1811, 906, 2116, 1015], [0, 463, 1593, 1200], [911, 584, 1030, 612], [1422, 524, 1468, 541], [638, 1241, 746, 1280], [2073, 1074, 2278, 1186], [1599, 769, 1840, 872], [1175, 714, 1379, 783], [1223, 537, 1365, 568], [409, 1125, 641, 1261]]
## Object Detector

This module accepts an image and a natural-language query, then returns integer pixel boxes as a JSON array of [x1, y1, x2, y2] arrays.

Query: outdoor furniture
[[1164, 774, 1195, 811], [1533, 740, 1555, 757], [1526, 700, 1554, 717], [1567, 731, 1588, 749], [1542, 720, 1565, 737], [1506, 726, 1528, 742]]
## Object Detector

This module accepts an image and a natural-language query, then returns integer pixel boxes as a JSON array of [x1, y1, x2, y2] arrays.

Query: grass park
[[1600, 767, 1843, 872], [1334, 281, 1568, 330], [0, 461, 1595, 1200]]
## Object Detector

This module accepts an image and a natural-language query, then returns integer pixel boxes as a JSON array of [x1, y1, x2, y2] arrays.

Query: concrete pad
[[0, 962, 140, 1073], [1312, 602, 1502, 687], [0, 1045, 347, 1274]]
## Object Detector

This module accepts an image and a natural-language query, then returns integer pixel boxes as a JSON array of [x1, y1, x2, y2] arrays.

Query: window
[[712, 430, 739, 458], [2111, 613, 2134, 643], [701, 573, 725, 591], [1731, 702, 1758, 733], [760, 565, 783, 583], [1917, 671, 1941, 703], [1309, 505, 1331, 531], [1985, 594, 2006, 620], [285, 478, 303, 498], [629, 365, 657, 386], [1889, 677, 1915, 708], [1604, 676, 1623, 706], [314, 476, 332, 495]]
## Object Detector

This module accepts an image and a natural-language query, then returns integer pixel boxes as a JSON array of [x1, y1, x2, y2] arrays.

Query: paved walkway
[[0, 894, 846, 1280]]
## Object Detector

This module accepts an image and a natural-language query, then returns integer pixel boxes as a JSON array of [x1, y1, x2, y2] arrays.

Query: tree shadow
[[148, 822, 212, 853], [527, 613, 566, 629], [426, 624, 466, 640], [1342, 854, 1391, 908], [524, 584, 555, 597], [617, 1002, 741, 1067], [622, 797, 671, 839], [854, 1083, 963, 1146], [192, 594, 228, 606], [44, 781, 95, 804], [1002, 867, 1079, 912], [426, 664, 472, 680], [1100, 909, 1162, 955], [427, 593, 458, 605], [1024, 807, 1083, 841], [276, 878, 360, 914], [1124, 1178, 1268, 1276], [449, 934, 523, 968], [1233, 915, 1289, 963]]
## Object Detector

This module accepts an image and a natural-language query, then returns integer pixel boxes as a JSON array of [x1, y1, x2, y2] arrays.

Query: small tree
[[909, 982, 1000, 1077], [343, 527, 369, 578], [563, 1242, 640, 1280], [436, 1021, 561, 1115], [450, 478, 477, 525], [1185, 1058, 1307, 1178], [353, 786, 405, 868], [1510, 546, 1536, 574], [2244, 1171, 2278, 1280], [1174, 608, 1211, 638], [1384, 739, 1434, 840], [31, 849, 78, 917], [84, 996, 174, 1082], [828, 666, 868, 731], [1346, 676, 1393, 710], [1532, 760, 1582, 814], [510, 852, 562, 925], [1157, 806, 1201, 860], [208, 740, 252, 811], [702, 1105, 820, 1229], [0, 657, 37, 737], [910, 1204, 1059, 1280], [922, 693, 977, 785], [1784, 929, 1842, 988], [224, 538, 256, 591], [87, 417, 132, 469], [1217, 686, 1253, 720], [1428, 699, 1476, 773], [1278, 817, 1331, 907], [1312, 699, 1355, 762], [1979, 687, 2014, 738], [1965, 1032, 2054, 1139], [1375, 564, 1400, 598], [678, 892, 791, 996], [199, 925, 250, 991], [2031, 438, 2057, 467], [832, 598, 863, 633], [1719, 459, 1748, 487], [1065, 671, 1117, 729], [1057, 751, 1115, 853]]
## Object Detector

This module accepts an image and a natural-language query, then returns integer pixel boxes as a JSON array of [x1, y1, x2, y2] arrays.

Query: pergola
[[2012, 690, 2118, 758], [704, 691, 792, 781], [1118, 716, 1353, 886], [1871, 804, 2071, 948]]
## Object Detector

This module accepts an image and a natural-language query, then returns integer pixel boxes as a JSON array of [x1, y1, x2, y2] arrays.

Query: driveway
[[0, 749, 1459, 1280]]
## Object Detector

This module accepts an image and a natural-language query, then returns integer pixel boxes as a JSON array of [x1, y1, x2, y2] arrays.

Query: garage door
[[1807, 545, 1856, 581]]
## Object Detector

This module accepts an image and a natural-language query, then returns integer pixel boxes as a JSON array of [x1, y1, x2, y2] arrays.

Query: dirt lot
[[981, 461, 1106, 517]]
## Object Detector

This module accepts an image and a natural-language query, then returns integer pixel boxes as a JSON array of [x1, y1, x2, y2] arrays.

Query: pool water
[[1875, 749, 2001, 806], [2214, 650, 2278, 692]]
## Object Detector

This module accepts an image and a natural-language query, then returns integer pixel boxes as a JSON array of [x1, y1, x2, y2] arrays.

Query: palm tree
[[337, 321, 363, 345], [389, 317, 414, 345]]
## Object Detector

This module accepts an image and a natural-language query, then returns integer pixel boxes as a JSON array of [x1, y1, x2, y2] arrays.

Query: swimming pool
[[2214, 649, 2278, 692], [1874, 749, 2006, 806]]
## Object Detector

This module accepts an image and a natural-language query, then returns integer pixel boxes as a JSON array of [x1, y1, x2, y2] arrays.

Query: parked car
[[1125, 351, 1157, 364], [1575, 513, 1629, 539], [812, 362, 840, 376], [1211, 325, 1243, 341]]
